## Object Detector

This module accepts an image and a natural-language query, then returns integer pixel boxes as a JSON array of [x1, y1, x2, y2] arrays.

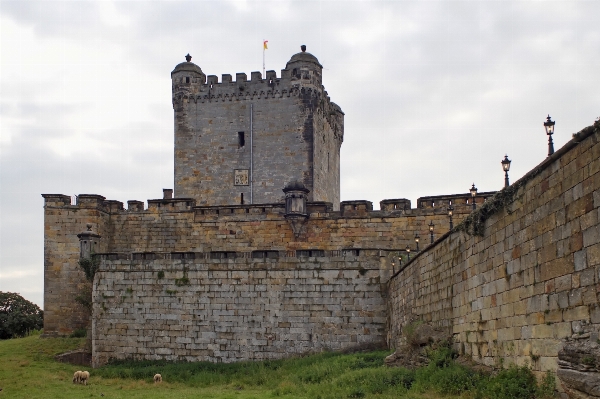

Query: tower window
[[240, 193, 244, 204], [238, 132, 245, 147], [185, 77, 190, 83]]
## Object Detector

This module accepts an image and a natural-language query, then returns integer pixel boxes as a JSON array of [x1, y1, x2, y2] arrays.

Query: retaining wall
[[388, 122, 600, 374], [92, 254, 387, 366]]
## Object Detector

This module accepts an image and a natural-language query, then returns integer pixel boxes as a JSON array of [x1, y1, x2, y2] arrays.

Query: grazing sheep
[[154, 374, 162, 383], [72, 370, 82, 384], [80, 370, 90, 385]]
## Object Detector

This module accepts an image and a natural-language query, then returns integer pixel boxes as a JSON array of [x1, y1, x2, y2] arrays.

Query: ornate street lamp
[[501, 155, 511, 188], [470, 183, 478, 210], [448, 205, 454, 230], [406, 245, 411, 261], [544, 115, 555, 156], [414, 233, 420, 251], [429, 220, 434, 244]]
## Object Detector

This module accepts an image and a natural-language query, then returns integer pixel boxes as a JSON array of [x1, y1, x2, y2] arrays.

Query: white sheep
[[72, 370, 82, 384], [154, 373, 162, 383], [80, 370, 90, 385]]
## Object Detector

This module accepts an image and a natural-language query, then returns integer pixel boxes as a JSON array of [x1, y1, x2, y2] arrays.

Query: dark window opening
[[296, 250, 325, 257], [252, 251, 279, 259], [210, 251, 236, 260], [210, 83, 213, 89], [185, 77, 190, 83], [240, 193, 244, 204], [269, 78, 273, 84], [238, 131, 245, 147]]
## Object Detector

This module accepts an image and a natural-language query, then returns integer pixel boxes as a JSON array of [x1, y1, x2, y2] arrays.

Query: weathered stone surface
[[558, 339, 600, 398], [172, 50, 343, 208], [92, 256, 388, 367], [388, 124, 600, 376], [384, 323, 451, 369]]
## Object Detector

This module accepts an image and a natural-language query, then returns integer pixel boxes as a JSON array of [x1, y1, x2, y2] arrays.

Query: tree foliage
[[74, 256, 100, 311], [0, 292, 43, 339], [78, 256, 100, 282]]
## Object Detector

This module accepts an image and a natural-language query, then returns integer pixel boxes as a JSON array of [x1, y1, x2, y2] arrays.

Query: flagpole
[[262, 41, 265, 77]]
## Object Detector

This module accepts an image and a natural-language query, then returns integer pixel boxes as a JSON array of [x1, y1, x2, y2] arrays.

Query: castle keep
[[43, 47, 600, 383], [172, 47, 343, 207]]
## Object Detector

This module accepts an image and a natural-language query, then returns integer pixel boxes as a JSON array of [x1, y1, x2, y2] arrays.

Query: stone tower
[[171, 46, 344, 209]]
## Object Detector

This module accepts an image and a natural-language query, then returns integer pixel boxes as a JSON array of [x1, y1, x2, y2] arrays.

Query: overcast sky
[[1, 0, 599, 307]]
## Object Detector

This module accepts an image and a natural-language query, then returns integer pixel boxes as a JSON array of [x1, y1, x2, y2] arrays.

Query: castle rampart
[[43, 190, 484, 338], [388, 121, 600, 376], [92, 254, 387, 366]]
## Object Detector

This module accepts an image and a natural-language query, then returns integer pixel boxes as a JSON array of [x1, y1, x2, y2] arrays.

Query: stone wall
[[388, 122, 600, 375], [43, 192, 493, 336], [92, 253, 387, 366], [42, 194, 111, 336]]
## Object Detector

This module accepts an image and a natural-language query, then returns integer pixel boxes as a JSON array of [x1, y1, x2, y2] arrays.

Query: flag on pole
[[263, 40, 268, 76]]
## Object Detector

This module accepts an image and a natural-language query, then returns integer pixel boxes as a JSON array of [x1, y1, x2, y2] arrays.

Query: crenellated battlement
[[43, 192, 491, 220], [416, 191, 496, 208]]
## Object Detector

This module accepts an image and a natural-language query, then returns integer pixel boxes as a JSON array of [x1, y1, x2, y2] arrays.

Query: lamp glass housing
[[448, 208, 453, 217], [429, 221, 434, 232], [406, 246, 410, 253], [414, 235, 420, 243], [501, 155, 511, 172], [470, 184, 478, 198], [544, 115, 555, 135]]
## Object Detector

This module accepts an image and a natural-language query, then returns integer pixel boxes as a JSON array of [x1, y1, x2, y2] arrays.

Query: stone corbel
[[282, 180, 310, 239], [286, 214, 308, 239]]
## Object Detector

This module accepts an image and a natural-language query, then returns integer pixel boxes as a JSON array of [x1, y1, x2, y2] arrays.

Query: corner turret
[[171, 54, 205, 108], [285, 45, 322, 86]]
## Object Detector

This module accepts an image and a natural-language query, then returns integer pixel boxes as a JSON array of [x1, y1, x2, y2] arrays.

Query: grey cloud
[[2, 0, 600, 307]]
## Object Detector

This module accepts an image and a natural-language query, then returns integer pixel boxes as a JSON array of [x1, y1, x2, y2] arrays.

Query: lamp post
[[544, 115, 555, 156], [448, 205, 454, 230], [406, 245, 411, 261], [501, 155, 511, 188], [414, 233, 420, 251], [429, 220, 434, 244], [470, 183, 478, 210]]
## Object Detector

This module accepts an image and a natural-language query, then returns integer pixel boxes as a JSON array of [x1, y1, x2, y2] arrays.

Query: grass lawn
[[0, 332, 552, 399]]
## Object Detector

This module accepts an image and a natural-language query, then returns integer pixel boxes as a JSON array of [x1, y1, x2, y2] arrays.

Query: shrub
[[0, 292, 43, 339], [75, 256, 100, 311], [483, 365, 538, 399], [537, 370, 556, 399], [402, 320, 423, 346], [69, 328, 87, 338], [78, 256, 100, 282]]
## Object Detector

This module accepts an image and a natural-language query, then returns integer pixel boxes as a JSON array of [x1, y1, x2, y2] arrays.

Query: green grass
[[0, 332, 554, 399]]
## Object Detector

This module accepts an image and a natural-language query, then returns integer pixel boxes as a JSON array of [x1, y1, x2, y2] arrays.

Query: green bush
[[483, 365, 538, 399], [537, 370, 556, 399], [0, 292, 43, 339], [69, 328, 87, 338]]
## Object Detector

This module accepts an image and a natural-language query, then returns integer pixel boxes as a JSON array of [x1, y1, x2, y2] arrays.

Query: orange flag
[[263, 40, 268, 50]]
